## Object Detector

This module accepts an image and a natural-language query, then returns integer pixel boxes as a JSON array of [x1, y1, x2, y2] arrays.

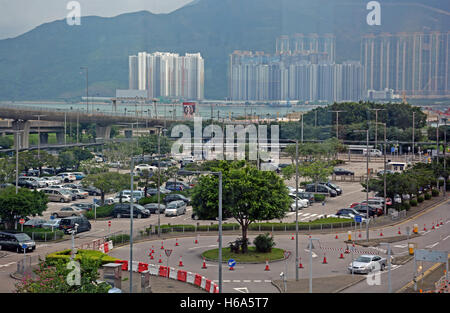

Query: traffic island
[[202, 247, 285, 263], [272, 275, 366, 293], [345, 233, 421, 247]]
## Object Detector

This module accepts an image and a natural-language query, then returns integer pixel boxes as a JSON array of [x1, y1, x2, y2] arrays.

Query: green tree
[[0, 186, 48, 229], [138, 134, 171, 157], [191, 161, 290, 253], [15, 257, 111, 293], [298, 160, 334, 191], [82, 172, 130, 205], [58, 151, 76, 170], [0, 157, 16, 183]]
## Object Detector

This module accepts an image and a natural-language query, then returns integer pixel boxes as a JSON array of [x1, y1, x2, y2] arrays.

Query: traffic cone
[[424, 224, 427, 231], [202, 258, 207, 269], [440, 220, 443, 226], [344, 245, 350, 254], [291, 234, 294, 240], [335, 234, 338, 239], [161, 241, 164, 249], [229, 265, 234, 271], [158, 255, 162, 263], [322, 254, 328, 264], [358, 231, 362, 239], [175, 239, 179, 246], [299, 258, 304, 269], [339, 253, 344, 259], [264, 260, 270, 271], [179, 256, 184, 267], [398, 227, 401, 235], [195, 236, 198, 244], [432, 223, 435, 230], [379, 231, 383, 237], [150, 254, 154, 260]]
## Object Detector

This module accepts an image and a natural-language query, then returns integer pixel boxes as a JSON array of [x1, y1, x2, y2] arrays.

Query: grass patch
[[202, 247, 285, 263]]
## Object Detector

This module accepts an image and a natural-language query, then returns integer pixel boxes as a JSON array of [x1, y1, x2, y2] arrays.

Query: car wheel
[[53, 213, 58, 218], [72, 214, 77, 217], [60, 198, 65, 203], [381, 264, 385, 271]]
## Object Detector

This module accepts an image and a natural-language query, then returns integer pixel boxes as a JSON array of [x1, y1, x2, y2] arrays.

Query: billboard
[[183, 102, 196, 117]]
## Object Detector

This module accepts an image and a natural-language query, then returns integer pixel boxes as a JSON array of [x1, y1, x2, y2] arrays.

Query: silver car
[[165, 201, 187, 217], [348, 255, 387, 274]]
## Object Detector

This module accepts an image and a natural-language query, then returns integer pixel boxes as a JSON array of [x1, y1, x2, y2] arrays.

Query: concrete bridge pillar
[[96, 125, 111, 141], [56, 132, 65, 145], [39, 133, 49, 145], [12, 120, 30, 149]]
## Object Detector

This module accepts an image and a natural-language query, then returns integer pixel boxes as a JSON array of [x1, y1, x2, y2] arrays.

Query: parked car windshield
[[355, 256, 372, 263], [14, 233, 32, 241]]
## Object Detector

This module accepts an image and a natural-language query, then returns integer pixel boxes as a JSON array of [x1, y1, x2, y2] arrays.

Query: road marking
[[443, 235, 450, 241], [253, 280, 261, 283], [287, 212, 296, 216], [234, 287, 249, 293], [309, 214, 318, 217], [394, 244, 408, 248], [426, 242, 439, 249], [232, 280, 241, 283], [0, 262, 16, 268], [243, 280, 251, 283], [302, 213, 311, 217], [264, 280, 271, 283]]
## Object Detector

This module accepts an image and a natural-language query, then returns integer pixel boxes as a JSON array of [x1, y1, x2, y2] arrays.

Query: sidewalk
[[398, 257, 449, 293], [272, 275, 366, 293]]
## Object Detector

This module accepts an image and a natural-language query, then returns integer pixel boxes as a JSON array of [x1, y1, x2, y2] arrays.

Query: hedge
[[432, 189, 440, 197], [84, 205, 114, 219], [46, 249, 118, 265], [417, 196, 424, 203], [314, 194, 326, 202], [410, 199, 418, 207], [107, 234, 130, 245]]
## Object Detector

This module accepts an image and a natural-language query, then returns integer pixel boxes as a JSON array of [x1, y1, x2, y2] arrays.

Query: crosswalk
[[286, 212, 324, 221], [213, 279, 272, 283]]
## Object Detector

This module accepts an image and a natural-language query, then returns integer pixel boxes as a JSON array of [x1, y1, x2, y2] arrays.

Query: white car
[[289, 195, 309, 210], [134, 164, 158, 173], [57, 173, 76, 182], [348, 255, 387, 274], [112, 195, 131, 203], [41, 177, 61, 186], [287, 186, 306, 194], [72, 189, 89, 199]]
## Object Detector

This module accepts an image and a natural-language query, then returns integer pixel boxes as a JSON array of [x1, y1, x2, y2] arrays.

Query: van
[[42, 188, 72, 203], [112, 203, 150, 219], [59, 216, 91, 234], [165, 201, 187, 217], [0, 232, 36, 253], [305, 184, 337, 197], [362, 149, 382, 157]]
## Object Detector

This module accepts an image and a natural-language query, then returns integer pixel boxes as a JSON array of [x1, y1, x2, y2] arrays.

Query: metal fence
[[15, 254, 44, 277], [29, 231, 65, 242]]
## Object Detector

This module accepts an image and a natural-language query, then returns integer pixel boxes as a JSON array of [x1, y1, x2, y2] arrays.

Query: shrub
[[107, 234, 130, 245], [46, 249, 118, 265], [410, 199, 418, 207], [253, 233, 276, 253], [417, 196, 424, 203], [84, 205, 114, 219], [432, 189, 439, 197], [424, 193, 431, 200], [314, 194, 326, 202], [400, 202, 411, 211]]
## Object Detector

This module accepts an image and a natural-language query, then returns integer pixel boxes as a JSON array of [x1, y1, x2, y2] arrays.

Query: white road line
[[264, 280, 271, 283], [426, 242, 439, 249], [253, 280, 261, 283], [243, 280, 251, 283], [287, 212, 296, 216], [232, 280, 241, 283], [302, 213, 311, 217], [0, 262, 16, 268], [394, 244, 408, 248], [309, 214, 318, 217], [443, 235, 450, 241]]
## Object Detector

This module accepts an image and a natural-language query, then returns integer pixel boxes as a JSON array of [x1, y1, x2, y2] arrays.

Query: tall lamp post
[[375, 122, 387, 216], [369, 108, 386, 151], [80, 67, 89, 113], [329, 110, 346, 140], [442, 117, 447, 197], [354, 129, 370, 241]]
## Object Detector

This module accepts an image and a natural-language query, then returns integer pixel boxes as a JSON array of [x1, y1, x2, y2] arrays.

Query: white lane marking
[[232, 280, 241, 283], [394, 244, 408, 248], [264, 280, 272, 283], [0, 262, 16, 268], [309, 214, 318, 217], [426, 242, 439, 249], [243, 280, 251, 283], [287, 212, 296, 216], [443, 235, 450, 241], [234, 287, 249, 293], [302, 213, 311, 217], [253, 280, 262, 283]]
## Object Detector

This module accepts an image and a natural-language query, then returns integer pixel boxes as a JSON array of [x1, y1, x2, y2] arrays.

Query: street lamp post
[[354, 129, 370, 241], [369, 108, 385, 151], [443, 118, 447, 197], [329, 110, 346, 140], [295, 140, 299, 281]]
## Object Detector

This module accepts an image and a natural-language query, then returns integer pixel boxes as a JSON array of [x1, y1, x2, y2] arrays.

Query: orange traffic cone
[[291, 235, 294, 240], [335, 234, 338, 239], [161, 241, 164, 249], [299, 258, 304, 269], [202, 258, 207, 269], [379, 231, 383, 237], [158, 255, 162, 263], [358, 231, 362, 238], [440, 220, 443, 226], [195, 236, 199, 244], [322, 254, 328, 264], [432, 223, 435, 230], [175, 239, 179, 246], [398, 228, 401, 235], [150, 254, 154, 260], [264, 260, 270, 271], [423, 224, 427, 231], [339, 253, 344, 259], [179, 256, 184, 267]]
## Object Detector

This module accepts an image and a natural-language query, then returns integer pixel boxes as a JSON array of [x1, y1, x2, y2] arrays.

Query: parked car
[[288, 194, 309, 209], [52, 207, 84, 218], [377, 170, 394, 176], [59, 216, 91, 234], [319, 182, 342, 195], [18, 177, 38, 189], [0, 232, 36, 253], [393, 194, 402, 204], [57, 173, 76, 183], [305, 184, 337, 197], [112, 203, 150, 219], [72, 172, 86, 180], [20, 177, 47, 188], [348, 255, 387, 274], [362, 149, 383, 157], [60, 189, 78, 201], [165, 201, 187, 217], [82, 186, 102, 196], [143, 203, 166, 214], [63, 183, 82, 189], [330, 208, 368, 223], [147, 187, 172, 196], [116, 190, 145, 201], [353, 204, 383, 217], [42, 188, 72, 203], [333, 168, 354, 176], [41, 177, 61, 186], [23, 218, 47, 228], [112, 195, 131, 203], [71, 189, 89, 199], [42, 218, 61, 229], [163, 194, 191, 205], [361, 198, 387, 209], [165, 181, 191, 191], [297, 192, 315, 203], [134, 164, 157, 174], [72, 203, 98, 211]]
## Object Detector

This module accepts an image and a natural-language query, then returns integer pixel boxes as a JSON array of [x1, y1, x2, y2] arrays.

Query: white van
[[165, 201, 187, 217]]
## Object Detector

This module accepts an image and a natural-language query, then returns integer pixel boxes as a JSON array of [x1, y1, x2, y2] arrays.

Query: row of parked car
[[330, 197, 391, 221]]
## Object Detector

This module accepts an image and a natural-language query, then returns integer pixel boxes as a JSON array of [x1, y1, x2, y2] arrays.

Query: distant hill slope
[[0, 0, 448, 101]]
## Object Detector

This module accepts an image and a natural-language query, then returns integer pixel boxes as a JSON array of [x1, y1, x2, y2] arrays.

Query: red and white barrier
[[116, 259, 218, 293]]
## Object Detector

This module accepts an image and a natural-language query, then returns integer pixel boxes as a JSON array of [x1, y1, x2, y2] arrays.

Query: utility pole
[[412, 111, 415, 161], [443, 118, 447, 197], [369, 108, 385, 151], [329, 110, 346, 140], [295, 140, 299, 281], [156, 126, 162, 237]]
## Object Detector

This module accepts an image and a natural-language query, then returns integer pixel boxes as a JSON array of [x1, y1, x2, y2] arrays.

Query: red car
[[349, 202, 360, 208]]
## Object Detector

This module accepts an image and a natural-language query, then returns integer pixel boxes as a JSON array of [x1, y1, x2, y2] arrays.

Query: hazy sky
[[0, 0, 192, 39]]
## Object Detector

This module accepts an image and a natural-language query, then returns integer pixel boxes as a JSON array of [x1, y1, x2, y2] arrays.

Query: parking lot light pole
[[380, 242, 392, 293], [354, 129, 370, 241], [155, 126, 163, 237], [295, 140, 299, 281]]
